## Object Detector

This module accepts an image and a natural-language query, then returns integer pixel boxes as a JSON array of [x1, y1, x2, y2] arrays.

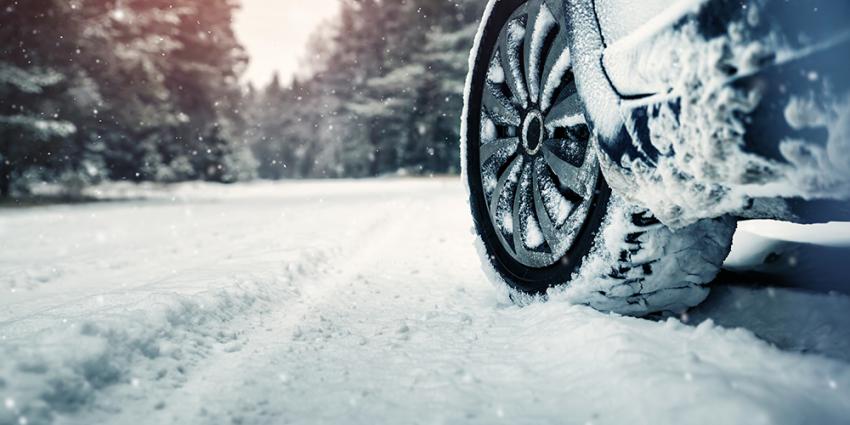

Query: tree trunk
[[0, 170, 10, 198]]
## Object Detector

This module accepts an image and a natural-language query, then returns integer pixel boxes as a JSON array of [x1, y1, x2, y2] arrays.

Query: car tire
[[461, 0, 736, 315]]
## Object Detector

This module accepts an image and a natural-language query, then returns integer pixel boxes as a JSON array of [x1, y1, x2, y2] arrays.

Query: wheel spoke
[[542, 0, 564, 21], [483, 83, 521, 126], [480, 137, 519, 165], [535, 156, 574, 227], [531, 158, 562, 251], [542, 142, 592, 198], [489, 155, 523, 221], [523, 0, 556, 105], [544, 82, 583, 130], [512, 163, 536, 261], [499, 15, 529, 108], [539, 37, 570, 112]]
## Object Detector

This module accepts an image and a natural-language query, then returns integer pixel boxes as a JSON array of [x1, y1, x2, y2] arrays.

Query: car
[[461, 0, 850, 315]]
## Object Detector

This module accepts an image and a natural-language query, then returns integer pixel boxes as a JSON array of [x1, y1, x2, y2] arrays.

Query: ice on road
[[1, 179, 849, 425]]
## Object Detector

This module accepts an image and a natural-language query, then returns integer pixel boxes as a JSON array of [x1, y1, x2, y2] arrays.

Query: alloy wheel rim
[[477, 0, 600, 268]]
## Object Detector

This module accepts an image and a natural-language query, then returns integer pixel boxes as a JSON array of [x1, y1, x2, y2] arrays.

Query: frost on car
[[461, 0, 850, 315]]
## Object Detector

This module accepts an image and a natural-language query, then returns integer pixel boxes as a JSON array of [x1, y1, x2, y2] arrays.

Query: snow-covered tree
[[0, 0, 255, 197], [245, 0, 483, 179], [0, 0, 84, 196]]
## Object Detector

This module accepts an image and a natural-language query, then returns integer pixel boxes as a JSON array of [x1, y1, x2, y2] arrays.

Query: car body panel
[[594, 0, 691, 45], [567, 0, 850, 226], [599, 0, 705, 97]]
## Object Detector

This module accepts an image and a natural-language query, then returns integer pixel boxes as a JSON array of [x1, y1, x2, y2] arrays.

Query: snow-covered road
[[1, 179, 849, 425]]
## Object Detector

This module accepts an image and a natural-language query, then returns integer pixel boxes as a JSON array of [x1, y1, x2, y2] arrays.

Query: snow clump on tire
[[473, 194, 735, 316]]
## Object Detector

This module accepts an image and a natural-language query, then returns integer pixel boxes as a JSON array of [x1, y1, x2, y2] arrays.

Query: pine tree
[[0, 0, 86, 196], [245, 0, 484, 179], [0, 0, 255, 196]]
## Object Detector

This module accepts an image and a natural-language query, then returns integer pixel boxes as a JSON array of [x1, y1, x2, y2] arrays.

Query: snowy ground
[[1, 179, 849, 425]]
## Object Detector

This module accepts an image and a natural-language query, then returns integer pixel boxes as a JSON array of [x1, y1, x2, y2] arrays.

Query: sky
[[234, 0, 340, 88]]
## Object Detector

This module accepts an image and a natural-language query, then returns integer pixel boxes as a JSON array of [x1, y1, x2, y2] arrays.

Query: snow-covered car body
[[461, 0, 848, 314], [568, 0, 850, 227]]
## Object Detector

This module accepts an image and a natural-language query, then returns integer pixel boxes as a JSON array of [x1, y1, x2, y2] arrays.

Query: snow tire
[[462, 0, 736, 315]]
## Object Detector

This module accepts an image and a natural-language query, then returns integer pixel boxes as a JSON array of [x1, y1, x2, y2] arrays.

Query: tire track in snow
[[107, 204, 409, 424], [0, 195, 404, 425], [0, 248, 333, 425], [62, 204, 410, 425]]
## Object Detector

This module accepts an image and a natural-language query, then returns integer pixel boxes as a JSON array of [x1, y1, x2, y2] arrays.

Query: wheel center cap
[[521, 110, 544, 155]]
